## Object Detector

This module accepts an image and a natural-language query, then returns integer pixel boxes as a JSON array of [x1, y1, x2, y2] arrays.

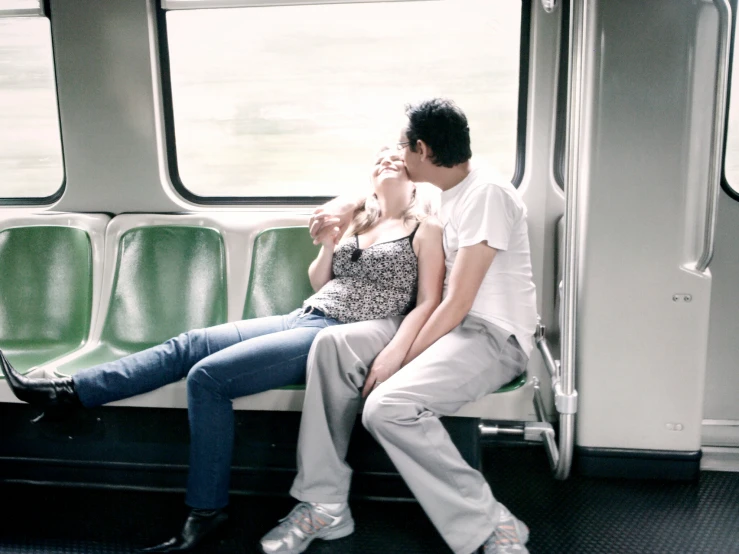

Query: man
[[261, 98, 537, 554]]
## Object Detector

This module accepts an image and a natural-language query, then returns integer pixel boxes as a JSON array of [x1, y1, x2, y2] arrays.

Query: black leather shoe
[[0, 350, 82, 416], [139, 509, 228, 552]]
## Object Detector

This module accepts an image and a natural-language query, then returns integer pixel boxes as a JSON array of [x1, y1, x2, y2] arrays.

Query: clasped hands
[[309, 198, 357, 247]]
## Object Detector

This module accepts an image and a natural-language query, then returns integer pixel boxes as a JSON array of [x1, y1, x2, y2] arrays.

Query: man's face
[[398, 126, 422, 181]]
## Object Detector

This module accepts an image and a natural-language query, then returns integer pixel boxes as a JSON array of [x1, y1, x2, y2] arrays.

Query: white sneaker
[[260, 502, 355, 554], [481, 505, 530, 553]]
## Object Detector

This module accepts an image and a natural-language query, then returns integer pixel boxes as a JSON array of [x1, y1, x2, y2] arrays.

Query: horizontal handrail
[[535, 324, 560, 384], [479, 423, 525, 438]]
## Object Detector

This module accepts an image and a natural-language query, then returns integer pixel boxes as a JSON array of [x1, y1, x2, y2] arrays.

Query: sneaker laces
[[278, 503, 332, 538], [486, 522, 523, 548], [484, 507, 528, 553]]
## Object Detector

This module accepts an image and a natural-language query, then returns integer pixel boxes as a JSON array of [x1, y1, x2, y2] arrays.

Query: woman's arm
[[308, 243, 336, 292], [309, 217, 350, 291], [308, 195, 366, 291], [361, 217, 445, 396]]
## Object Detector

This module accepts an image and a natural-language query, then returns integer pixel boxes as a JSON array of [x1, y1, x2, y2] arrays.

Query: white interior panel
[[574, 0, 718, 452]]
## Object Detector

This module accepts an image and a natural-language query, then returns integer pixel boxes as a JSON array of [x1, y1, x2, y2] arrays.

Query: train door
[[702, 0, 739, 469]]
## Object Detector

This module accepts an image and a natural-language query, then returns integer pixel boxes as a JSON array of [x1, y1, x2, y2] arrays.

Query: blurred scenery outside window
[[724, 23, 739, 194], [167, 0, 523, 198], [0, 17, 63, 198]]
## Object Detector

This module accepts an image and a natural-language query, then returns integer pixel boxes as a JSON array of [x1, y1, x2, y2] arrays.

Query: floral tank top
[[304, 225, 420, 323]]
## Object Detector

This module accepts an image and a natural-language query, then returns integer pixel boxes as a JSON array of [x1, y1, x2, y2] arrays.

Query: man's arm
[[309, 193, 365, 245], [402, 241, 497, 365]]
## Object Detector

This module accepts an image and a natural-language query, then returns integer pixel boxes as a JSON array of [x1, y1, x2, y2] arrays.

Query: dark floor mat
[[1, 445, 738, 553]]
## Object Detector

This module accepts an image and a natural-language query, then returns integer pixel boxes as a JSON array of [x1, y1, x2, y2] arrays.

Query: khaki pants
[[290, 314, 528, 554]]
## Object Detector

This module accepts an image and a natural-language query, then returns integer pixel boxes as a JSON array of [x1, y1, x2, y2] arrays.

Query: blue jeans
[[72, 309, 340, 509]]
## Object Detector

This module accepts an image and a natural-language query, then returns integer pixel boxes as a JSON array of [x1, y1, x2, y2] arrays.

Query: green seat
[[57, 226, 227, 376], [0, 226, 93, 375], [495, 371, 527, 393], [243, 227, 319, 391], [243, 227, 320, 321]]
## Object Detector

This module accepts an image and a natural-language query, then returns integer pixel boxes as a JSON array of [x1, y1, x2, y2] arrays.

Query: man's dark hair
[[405, 98, 472, 167]]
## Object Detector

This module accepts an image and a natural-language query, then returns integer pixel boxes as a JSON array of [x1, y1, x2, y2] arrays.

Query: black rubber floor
[[1, 445, 738, 553]]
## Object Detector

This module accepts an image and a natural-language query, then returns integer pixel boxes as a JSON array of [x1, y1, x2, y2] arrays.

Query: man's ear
[[417, 140, 433, 163]]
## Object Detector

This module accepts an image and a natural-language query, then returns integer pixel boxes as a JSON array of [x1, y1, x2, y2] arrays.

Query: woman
[[0, 146, 445, 553]]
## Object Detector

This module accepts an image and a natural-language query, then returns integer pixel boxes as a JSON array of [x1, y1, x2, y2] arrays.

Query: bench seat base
[[0, 403, 481, 501]]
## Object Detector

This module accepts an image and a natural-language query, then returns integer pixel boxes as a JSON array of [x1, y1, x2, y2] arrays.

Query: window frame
[[722, 0, 739, 201], [0, 0, 44, 18], [0, 0, 66, 206], [157, 0, 532, 205], [552, 0, 569, 191]]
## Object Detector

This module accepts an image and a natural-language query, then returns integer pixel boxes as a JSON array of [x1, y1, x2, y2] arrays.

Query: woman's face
[[371, 147, 411, 193]]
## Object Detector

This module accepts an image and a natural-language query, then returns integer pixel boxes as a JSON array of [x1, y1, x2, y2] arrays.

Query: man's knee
[[322, 319, 398, 355], [311, 326, 342, 356], [361, 392, 383, 433], [362, 389, 418, 434], [306, 327, 343, 378]]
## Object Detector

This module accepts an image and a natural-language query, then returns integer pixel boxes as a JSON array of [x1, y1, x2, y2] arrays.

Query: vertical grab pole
[[556, 0, 589, 481], [695, 0, 732, 272]]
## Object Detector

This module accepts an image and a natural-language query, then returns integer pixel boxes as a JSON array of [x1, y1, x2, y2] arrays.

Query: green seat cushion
[[243, 227, 320, 320], [495, 371, 527, 393], [0, 226, 92, 375], [57, 225, 227, 376], [280, 384, 307, 391], [1, 342, 86, 374]]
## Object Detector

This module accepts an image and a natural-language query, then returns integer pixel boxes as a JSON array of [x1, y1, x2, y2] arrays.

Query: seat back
[[243, 227, 320, 319], [0, 226, 93, 371], [100, 226, 227, 349]]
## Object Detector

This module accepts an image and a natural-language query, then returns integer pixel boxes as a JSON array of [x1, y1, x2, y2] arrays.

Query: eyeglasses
[[396, 141, 411, 150]]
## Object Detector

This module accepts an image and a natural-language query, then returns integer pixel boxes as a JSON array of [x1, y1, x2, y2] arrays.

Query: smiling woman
[[0, 13, 64, 200], [162, 0, 524, 200]]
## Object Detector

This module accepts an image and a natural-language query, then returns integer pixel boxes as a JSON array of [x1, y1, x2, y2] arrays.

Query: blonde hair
[[347, 182, 440, 237]]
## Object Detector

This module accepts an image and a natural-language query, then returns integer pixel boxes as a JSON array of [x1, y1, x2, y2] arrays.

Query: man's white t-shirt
[[440, 166, 538, 357]]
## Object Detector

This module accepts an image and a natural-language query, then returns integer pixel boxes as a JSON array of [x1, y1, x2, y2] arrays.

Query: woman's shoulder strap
[[408, 221, 422, 244]]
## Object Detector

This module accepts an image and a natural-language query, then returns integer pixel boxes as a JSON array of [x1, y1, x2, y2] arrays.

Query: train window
[[0, 8, 64, 201], [163, 0, 524, 200], [726, 24, 739, 197]]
